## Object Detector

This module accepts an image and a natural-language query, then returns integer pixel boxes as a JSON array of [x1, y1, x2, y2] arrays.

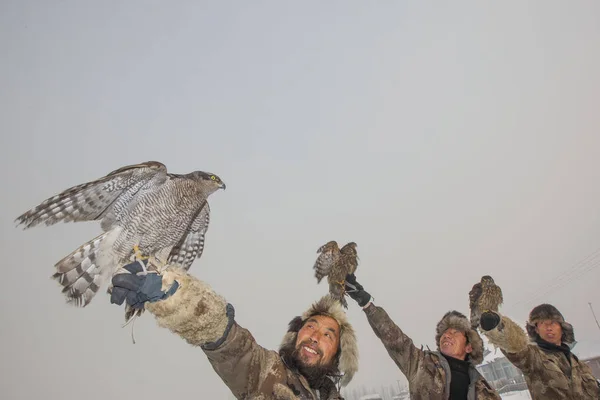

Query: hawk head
[[480, 275, 495, 287], [340, 242, 357, 254], [192, 171, 226, 192]]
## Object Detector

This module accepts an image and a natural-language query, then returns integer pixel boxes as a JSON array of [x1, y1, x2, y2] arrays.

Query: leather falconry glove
[[344, 273, 372, 307], [110, 260, 179, 309], [479, 311, 501, 331]]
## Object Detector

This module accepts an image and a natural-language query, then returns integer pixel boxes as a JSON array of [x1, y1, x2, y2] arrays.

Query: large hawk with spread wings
[[15, 161, 225, 321], [313, 241, 359, 308]]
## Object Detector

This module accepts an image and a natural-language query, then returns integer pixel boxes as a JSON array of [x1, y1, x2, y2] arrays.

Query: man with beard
[[344, 274, 500, 400], [109, 261, 359, 400], [476, 299, 600, 399]]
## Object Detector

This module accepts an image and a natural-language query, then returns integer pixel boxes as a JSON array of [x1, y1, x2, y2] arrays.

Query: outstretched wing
[[469, 282, 481, 308], [340, 243, 359, 276], [167, 202, 211, 270], [313, 241, 340, 283], [15, 161, 167, 229]]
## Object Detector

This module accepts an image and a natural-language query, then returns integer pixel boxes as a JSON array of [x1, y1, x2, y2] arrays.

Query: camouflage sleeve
[[144, 267, 279, 397], [203, 323, 284, 398], [364, 304, 424, 379], [480, 312, 538, 374]]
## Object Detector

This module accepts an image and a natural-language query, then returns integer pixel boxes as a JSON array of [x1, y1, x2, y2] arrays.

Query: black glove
[[345, 273, 372, 307], [110, 260, 179, 309], [480, 311, 501, 331]]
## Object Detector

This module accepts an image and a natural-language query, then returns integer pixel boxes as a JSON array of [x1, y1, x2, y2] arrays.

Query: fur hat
[[279, 295, 359, 387], [435, 310, 484, 365], [525, 304, 575, 344]]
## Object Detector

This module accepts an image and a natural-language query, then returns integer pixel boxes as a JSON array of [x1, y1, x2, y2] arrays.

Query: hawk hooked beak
[[219, 182, 226, 190]]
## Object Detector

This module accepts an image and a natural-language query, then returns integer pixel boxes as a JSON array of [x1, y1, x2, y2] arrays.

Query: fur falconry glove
[[110, 260, 179, 309], [345, 273, 372, 307]]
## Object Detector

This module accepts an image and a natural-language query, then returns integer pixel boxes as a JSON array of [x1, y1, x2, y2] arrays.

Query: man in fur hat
[[476, 301, 600, 399], [109, 261, 359, 400], [344, 274, 500, 399]]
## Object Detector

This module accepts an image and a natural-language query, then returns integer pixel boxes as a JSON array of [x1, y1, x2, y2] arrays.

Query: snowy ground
[[500, 390, 532, 399]]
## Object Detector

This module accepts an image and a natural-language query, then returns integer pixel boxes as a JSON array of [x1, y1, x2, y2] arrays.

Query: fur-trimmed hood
[[279, 295, 359, 387], [525, 304, 575, 345], [435, 310, 484, 365]]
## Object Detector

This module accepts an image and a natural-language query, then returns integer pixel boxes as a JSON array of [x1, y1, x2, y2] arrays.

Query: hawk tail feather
[[52, 231, 116, 307], [470, 309, 481, 330]]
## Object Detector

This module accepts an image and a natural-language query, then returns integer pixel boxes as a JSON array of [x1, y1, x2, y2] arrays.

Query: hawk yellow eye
[[211, 175, 216, 180]]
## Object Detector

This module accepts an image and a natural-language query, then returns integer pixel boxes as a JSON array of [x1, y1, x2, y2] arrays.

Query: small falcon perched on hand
[[313, 241, 359, 308], [469, 275, 503, 330]]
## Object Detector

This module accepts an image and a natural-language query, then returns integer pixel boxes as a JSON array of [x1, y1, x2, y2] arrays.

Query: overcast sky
[[2, 1, 600, 399]]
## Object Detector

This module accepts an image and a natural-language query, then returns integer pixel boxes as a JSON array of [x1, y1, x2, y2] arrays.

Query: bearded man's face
[[294, 315, 340, 367]]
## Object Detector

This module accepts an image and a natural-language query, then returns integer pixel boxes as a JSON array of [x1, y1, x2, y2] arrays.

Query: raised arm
[[364, 303, 426, 379], [345, 274, 424, 379], [478, 311, 539, 374], [111, 262, 281, 398]]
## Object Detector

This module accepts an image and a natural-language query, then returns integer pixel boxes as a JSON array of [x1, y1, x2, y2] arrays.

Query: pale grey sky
[[1, 1, 600, 399]]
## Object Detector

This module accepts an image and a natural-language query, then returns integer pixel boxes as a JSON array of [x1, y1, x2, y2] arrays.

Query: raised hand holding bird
[[469, 275, 503, 330]]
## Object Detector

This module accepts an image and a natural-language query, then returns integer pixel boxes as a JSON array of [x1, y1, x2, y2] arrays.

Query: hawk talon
[[133, 245, 149, 261]]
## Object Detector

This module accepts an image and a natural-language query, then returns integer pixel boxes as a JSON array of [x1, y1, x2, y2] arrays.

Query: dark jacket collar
[[536, 338, 572, 358]]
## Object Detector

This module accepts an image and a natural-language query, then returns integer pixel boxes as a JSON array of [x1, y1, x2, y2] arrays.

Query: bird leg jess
[[129, 244, 150, 274]]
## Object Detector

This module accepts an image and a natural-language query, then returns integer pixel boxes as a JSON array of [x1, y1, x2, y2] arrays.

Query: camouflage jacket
[[364, 304, 500, 400], [144, 267, 342, 400], [482, 313, 600, 400]]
